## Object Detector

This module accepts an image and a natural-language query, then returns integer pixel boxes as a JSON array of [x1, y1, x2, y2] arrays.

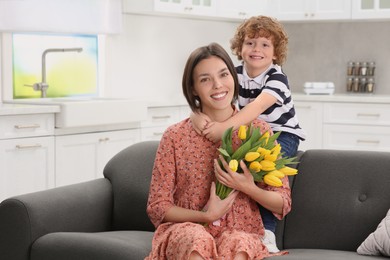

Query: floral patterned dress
[[145, 118, 291, 260]]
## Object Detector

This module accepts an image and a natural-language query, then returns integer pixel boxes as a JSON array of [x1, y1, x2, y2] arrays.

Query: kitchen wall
[[104, 13, 390, 101], [283, 20, 390, 95]]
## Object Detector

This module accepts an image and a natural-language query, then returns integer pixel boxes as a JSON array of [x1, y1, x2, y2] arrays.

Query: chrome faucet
[[26, 48, 83, 98]]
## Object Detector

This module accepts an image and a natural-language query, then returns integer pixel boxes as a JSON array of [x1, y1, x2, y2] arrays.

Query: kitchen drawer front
[[141, 106, 183, 128], [323, 124, 390, 151], [323, 102, 390, 126], [0, 114, 54, 140], [141, 126, 168, 141]]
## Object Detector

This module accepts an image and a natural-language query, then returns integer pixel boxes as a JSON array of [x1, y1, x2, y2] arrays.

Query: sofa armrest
[[0, 178, 112, 260]]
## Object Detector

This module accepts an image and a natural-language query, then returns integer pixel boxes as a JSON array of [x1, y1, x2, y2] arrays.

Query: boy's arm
[[190, 111, 211, 135], [202, 92, 277, 142]]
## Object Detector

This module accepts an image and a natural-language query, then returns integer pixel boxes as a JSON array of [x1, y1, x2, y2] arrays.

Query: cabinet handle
[[14, 124, 40, 129], [356, 113, 380, 118], [15, 144, 42, 149], [99, 137, 110, 142], [153, 132, 164, 136], [356, 140, 380, 144], [152, 115, 171, 119]]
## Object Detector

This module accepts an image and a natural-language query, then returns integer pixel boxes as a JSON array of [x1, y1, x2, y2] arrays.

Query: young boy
[[191, 16, 306, 253]]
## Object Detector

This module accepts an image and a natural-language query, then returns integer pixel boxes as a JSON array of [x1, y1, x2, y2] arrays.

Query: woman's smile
[[211, 91, 228, 100]]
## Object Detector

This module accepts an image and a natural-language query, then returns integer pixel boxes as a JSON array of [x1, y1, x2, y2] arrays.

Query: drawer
[[0, 114, 54, 140], [141, 126, 168, 141], [323, 124, 390, 151], [323, 103, 390, 126], [141, 106, 183, 128]]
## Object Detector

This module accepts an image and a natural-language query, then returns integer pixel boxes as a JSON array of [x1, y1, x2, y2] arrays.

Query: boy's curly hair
[[230, 16, 288, 65]]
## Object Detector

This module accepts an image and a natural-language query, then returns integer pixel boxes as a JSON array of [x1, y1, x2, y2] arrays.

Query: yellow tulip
[[279, 166, 298, 176], [267, 170, 285, 179], [264, 153, 277, 162], [260, 131, 270, 143], [245, 152, 260, 162], [229, 159, 239, 172], [260, 160, 276, 171], [264, 174, 283, 187], [238, 125, 247, 140], [257, 147, 271, 156], [249, 161, 262, 172], [271, 144, 281, 155]]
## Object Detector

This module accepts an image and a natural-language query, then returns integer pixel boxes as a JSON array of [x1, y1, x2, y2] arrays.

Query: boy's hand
[[203, 122, 227, 143], [190, 112, 211, 135]]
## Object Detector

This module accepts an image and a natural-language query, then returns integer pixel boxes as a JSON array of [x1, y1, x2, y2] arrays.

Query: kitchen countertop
[[147, 93, 390, 107], [0, 102, 60, 116], [293, 93, 390, 104]]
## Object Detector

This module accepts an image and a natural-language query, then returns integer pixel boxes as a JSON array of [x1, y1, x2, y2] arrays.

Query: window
[[12, 33, 99, 99]]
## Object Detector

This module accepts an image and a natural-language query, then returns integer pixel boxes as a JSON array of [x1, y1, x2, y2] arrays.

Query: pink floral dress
[[145, 118, 291, 260]]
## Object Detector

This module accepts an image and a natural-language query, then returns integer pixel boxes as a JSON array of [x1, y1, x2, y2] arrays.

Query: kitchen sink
[[6, 97, 147, 128]]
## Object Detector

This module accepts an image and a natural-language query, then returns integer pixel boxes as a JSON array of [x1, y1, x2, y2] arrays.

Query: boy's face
[[240, 36, 276, 78]]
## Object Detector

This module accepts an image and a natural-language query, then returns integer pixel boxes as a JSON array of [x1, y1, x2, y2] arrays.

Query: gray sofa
[[1, 141, 389, 260]]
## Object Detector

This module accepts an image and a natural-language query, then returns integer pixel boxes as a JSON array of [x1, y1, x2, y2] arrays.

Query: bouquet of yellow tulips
[[215, 124, 298, 199]]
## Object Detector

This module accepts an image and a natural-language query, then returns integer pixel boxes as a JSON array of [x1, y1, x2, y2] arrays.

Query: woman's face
[[192, 56, 235, 118]]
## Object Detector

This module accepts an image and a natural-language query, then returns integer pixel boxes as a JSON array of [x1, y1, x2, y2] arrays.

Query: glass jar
[[366, 78, 375, 93], [360, 62, 368, 76], [347, 61, 354, 76], [368, 62, 375, 76]]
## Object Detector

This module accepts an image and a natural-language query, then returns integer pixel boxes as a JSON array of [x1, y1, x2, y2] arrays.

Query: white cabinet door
[[55, 129, 140, 187], [0, 136, 55, 201], [352, 0, 390, 18], [323, 124, 390, 151], [309, 0, 352, 20], [154, 0, 217, 16], [141, 105, 191, 141], [294, 101, 323, 150], [217, 0, 270, 20], [271, 0, 351, 21]]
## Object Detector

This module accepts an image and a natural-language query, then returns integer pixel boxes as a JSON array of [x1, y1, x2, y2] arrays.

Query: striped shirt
[[237, 63, 306, 140]]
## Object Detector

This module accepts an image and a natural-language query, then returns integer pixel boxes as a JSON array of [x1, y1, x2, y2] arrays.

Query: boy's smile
[[241, 36, 276, 78]]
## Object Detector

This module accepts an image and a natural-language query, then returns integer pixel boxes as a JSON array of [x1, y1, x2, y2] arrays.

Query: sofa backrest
[[280, 149, 390, 251], [103, 141, 159, 232]]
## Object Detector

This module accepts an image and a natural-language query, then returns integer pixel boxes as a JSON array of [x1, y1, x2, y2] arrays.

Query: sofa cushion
[[265, 249, 389, 259], [103, 141, 159, 231], [30, 231, 153, 260], [281, 149, 390, 251], [357, 208, 390, 257]]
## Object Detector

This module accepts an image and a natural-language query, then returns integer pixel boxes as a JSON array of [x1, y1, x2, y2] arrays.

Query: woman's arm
[[163, 182, 238, 224]]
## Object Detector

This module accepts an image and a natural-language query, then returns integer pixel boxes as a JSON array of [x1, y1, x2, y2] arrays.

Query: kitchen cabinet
[[123, 0, 217, 17], [55, 129, 140, 187], [0, 113, 55, 201], [323, 102, 390, 151], [294, 101, 323, 151], [0, 0, 122, 34], [124, 0, 390, 22], [141, 105, 191, 141], [154, 0, 217, 16], [352, 0, 390, 19], [269, 0, 352, 21], [216, 0, 270, 20]]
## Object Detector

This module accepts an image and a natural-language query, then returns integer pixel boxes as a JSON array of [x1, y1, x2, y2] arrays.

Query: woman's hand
[[204, 182, 238, 223], [214, 156, 256, 193]]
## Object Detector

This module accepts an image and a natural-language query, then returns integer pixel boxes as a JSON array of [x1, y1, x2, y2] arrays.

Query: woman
[[145, 42, 291, 260]]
